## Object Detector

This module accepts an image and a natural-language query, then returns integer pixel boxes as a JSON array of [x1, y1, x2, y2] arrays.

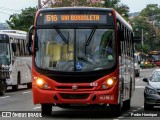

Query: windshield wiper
[[55, 27, 68, 44], [85, 27, 96, 55]]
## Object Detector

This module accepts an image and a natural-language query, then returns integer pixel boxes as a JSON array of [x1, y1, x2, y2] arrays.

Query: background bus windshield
[[0, 43, 10, 65]]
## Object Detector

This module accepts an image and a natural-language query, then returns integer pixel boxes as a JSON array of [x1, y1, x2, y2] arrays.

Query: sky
[[0, 0, 160, 23], [0, 0, 38, 23], [121, 0, 160, 13]]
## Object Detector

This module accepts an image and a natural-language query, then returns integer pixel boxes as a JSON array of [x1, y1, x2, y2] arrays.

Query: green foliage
[[50, 0, 129, 20], [6, 7, 37, 31], [51, 0, 72, 7], [131, 4, 160, 52], [103, 0, 129, 19]]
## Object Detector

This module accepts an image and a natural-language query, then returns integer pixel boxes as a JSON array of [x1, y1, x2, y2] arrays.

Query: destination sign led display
[[0, 34, 9, 42], [44, 14, 107, 24], [37, 13, 110, 25]]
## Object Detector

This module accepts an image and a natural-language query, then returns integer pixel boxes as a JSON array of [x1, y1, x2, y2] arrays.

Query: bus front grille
[[56, 86, 94, 90], [60, 93, 89, 99]]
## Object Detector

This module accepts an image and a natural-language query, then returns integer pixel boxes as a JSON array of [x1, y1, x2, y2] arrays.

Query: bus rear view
[[28, 7, 134, 116]]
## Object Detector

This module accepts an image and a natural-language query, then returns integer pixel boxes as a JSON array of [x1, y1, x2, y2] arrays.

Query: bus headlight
[[100, 78, 115, 90], [36, 78, 43, 85], [35, 77, 52, 89], [107, 78, 114, 85]]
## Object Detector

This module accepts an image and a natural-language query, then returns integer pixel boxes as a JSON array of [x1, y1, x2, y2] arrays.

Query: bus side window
[[11, 43, 16, 53]]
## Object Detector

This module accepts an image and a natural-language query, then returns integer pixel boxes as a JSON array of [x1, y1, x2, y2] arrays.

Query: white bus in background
[[0, 30, 32, 91]]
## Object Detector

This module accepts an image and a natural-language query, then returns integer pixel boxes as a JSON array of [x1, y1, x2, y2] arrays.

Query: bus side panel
[[7, 57, 32, 85]]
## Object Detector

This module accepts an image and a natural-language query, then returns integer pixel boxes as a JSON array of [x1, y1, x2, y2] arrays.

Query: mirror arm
[[27, 25, 34, 54]]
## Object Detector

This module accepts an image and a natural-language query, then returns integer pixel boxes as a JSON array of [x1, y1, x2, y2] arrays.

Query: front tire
[[41, 104, 52, 116], [0, 80, 6, 95], [110, 104, 122, 116], [27, 82, 32, 88], [144, 102, 153, 110], [12, 85, 18, 91], [123, 99, 131, 110]]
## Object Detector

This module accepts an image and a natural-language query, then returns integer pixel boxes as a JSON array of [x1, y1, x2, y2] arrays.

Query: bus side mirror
[[27, 25, 34, 55], [11, 43, 16, 52]]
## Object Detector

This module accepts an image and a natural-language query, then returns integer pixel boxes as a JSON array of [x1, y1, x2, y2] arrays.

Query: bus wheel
[[27, 83, 32, 88], [110, 104, 122, 116], [41, 104, 52, 116], [0, 80, 6, 95], [123, 99, 131, 110], [12, 85, 18, 91], [144, 102, 153, 110]]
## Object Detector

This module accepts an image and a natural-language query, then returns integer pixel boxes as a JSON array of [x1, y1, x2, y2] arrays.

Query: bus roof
[[0, 32, 27, 40], [37, 7, 132, 30], [115, 11, 132, 31], [0, 30, 27, 35]]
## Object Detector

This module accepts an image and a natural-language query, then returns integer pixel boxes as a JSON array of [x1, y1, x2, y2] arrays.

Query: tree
[[51, 0, 72, 7], [45, 0, 129, 19], [130, 4, 160, 52], [6, 7, 37, 31], [102, 0, 129, 19]]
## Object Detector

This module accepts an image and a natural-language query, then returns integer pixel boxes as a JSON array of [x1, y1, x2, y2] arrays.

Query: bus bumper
[[32, 86, 119, 105]]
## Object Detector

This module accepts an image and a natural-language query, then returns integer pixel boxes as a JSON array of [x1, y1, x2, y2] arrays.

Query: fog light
[[102, 84, 107, 89], [43, 84, 49, 89]]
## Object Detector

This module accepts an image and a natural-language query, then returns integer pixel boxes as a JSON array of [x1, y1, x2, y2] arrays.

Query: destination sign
[[44, 14, 107, 24], [46, 14, 100, 21], [37, 13, 110, 25], [0, 34, 9, 42]]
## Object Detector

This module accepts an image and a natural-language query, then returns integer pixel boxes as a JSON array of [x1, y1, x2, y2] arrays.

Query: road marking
[[33, 106, 41, 109], [22, 91, 31, 94], [135, 86, 145, 88], [0, 96, 10, 99]]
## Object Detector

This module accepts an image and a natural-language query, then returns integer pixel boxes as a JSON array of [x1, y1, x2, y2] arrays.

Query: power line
[[0, 11, 12, 15], [0, 10, 35, 17], [0, 6, 21, 12]]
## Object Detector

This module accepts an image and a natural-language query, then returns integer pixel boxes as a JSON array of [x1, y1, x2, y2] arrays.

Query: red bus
[[27, 7, 135, 116], [148, 51, 160, 66]]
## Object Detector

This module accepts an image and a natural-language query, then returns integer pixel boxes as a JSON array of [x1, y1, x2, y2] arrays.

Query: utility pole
[[73, 0, 76, 6], [141, 29, 144, 46], [38, 0, 41, 9]]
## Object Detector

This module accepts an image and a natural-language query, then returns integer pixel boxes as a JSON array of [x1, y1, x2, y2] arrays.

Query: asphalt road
[[0, 67, 160, 120]]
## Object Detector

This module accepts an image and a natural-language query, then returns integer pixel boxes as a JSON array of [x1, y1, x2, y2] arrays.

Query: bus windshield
[[35, 28, 116, 72], [0, 43, 10, 65]]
